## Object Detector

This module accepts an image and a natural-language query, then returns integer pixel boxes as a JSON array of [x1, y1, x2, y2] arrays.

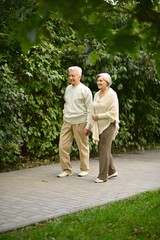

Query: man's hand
[[83, 128, 91, 136]]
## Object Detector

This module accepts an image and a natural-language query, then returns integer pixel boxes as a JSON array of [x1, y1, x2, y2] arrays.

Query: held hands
[[92, 114, 98, 121]]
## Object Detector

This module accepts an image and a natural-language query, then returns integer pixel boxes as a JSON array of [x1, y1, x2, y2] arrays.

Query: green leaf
[[154, 51, 160, 79]]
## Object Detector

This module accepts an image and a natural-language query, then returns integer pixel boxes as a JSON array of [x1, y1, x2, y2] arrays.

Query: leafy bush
[[0, 65, 27, 167], [19, 41, 65, 160]]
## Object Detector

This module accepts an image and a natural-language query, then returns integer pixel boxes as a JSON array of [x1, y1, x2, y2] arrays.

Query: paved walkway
[[0, 148, 160, 233]]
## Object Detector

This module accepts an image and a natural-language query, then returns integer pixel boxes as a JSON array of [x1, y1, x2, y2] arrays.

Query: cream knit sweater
[[92, 87, 119, 144], [63, 82, 92, 129]]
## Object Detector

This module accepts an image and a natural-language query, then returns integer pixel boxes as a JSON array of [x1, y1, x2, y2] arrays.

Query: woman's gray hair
[[96, 73, 112, 86], [68, 66, 82, 77]]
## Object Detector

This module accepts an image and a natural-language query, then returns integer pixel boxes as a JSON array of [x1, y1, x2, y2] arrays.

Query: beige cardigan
[[91, 88, 119, 144]]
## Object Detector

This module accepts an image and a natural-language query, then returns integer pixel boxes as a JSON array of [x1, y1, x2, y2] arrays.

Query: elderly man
[[57, 66, 92, 177]]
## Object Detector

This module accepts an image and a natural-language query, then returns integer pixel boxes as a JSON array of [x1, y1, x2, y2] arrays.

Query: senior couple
[[57, 66, 119, 183]]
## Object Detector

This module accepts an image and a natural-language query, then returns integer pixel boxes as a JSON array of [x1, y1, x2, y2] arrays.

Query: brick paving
[[0, 148, 160, 233]]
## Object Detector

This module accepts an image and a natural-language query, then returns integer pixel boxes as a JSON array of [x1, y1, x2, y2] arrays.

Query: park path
[[0, 148, 160, 233]]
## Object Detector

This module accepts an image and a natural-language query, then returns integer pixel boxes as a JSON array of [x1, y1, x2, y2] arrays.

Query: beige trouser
[[59, 121, 90, 173], [98, 122, 116, 181]]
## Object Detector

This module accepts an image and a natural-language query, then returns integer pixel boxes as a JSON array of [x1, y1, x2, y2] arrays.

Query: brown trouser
[[59, 121, 90, 173], [98, 123, 116, 181]]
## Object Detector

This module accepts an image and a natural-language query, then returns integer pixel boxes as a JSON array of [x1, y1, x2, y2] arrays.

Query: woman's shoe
[[108, 171, 118, 179], [95, 178, 106, 183]]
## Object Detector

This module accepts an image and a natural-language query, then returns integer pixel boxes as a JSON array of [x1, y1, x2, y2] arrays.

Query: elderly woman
[[92, 73, 119, 183]]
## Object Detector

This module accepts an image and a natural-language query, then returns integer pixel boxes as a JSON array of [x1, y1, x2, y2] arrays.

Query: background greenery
[[0, 0, 160, 171]]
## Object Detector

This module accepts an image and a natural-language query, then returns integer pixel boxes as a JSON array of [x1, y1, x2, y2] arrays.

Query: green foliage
[[19, 40, 65, 160], [111, 53, 160, 150], [6, 0, 159, 78], [0, 65, 27, 167], [109, 0, 160, 77]]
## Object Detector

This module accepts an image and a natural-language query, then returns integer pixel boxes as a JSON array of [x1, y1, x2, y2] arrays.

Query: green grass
[[0, 190, 159, 240]]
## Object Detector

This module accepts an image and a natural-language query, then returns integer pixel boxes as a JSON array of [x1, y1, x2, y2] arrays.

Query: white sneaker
[[57, 171, 72, 178], [78, 171, 89, 177], [95, 178, 106, 183], [108, 171, 118, 179]]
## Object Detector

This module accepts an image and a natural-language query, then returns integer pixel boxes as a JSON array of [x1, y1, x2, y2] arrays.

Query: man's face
[[68, 70, 81, 86]]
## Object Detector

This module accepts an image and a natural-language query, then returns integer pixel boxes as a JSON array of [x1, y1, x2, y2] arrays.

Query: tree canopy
[[2, 0, 159, 76]]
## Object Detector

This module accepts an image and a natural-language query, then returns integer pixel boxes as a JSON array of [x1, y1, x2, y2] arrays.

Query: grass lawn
[[0, 190, 159, 240]]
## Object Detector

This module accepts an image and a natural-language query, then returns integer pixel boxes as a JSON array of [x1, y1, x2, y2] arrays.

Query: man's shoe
[[57, 171, 72, 178], [78, 171, 89, 177], [108, 171, 118, 179], [95, 178, 106, 183]]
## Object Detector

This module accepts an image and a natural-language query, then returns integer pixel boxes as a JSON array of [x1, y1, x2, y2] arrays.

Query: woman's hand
[[92, 114, 98, 121]]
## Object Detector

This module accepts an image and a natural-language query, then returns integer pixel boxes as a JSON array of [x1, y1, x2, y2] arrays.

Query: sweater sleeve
[[83, 86, 93, 129]]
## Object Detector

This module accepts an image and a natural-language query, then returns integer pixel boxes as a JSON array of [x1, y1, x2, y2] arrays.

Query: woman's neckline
[[99, 88, 109, 99]]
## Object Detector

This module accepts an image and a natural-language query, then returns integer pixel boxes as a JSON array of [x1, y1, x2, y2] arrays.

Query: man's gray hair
[[68, 66, 82, 77], [96, 73, 112, 86]]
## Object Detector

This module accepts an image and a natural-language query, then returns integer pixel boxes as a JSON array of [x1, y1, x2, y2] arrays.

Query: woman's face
[[96, 77, 108, 91]]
